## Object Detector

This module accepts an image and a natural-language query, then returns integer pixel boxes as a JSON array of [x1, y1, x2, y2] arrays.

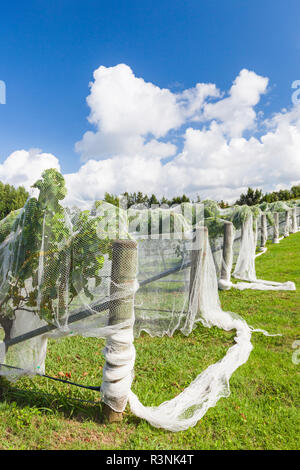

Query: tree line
[[0, 180, 299, 222], [235, 185, 300, 206], [103, 184, 300, 209], [103, 191, 192, 208]]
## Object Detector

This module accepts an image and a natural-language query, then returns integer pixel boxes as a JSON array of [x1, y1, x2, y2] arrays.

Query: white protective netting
[[129, 226, 253, 431], [0, 170, 296, 431], [232, 214, 295, 291], [207, 205, 296, 292]]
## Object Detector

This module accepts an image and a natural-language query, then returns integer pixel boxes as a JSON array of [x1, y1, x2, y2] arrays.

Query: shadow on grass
[[0, 376, 107, 424]]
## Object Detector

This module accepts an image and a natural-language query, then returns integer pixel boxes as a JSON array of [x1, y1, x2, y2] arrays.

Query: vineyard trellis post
[[284, 210, 290, 237], [291, 207, 297, 233], [273, 212, 279, 243], [102, 239, 138, 423], [189, 228, 202, 308], [260, 214, 267, 249], [189, 226, 209, 311], [219, 221, 234, 290]]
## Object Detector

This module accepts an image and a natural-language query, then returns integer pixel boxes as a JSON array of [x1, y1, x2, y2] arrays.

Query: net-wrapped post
[[189, 227, 207, 312], [189, 229, 201, 307], [273, 212, 280, 243], [0, 317, 13, 369], [284, 210, 290, 237], [219, 221, 234, 290], [254, 218, 259, 249], [291, 207, 297, 233], [260, 214, 267, 249], [102, 239, 138, 423]]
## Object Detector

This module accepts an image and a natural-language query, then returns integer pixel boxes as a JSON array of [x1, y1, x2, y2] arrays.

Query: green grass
[[0, 232, 299, 450]]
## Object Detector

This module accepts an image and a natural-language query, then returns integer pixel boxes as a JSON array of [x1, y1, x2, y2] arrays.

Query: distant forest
[[103, 184, 300, 208], [0, 180, 300, 221]]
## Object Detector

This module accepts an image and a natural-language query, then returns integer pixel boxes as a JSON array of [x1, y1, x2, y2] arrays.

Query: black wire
[[0, 363, 101, 391]]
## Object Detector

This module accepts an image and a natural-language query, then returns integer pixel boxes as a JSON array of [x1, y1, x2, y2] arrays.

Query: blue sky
[[0, 0, 300, 202]]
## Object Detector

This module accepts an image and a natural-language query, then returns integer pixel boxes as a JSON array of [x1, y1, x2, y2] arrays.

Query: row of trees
[[0, 180, 299, 222], [104, 191, 192, 208], [104, 184, 300, 210], [235, 185, 300, 206]]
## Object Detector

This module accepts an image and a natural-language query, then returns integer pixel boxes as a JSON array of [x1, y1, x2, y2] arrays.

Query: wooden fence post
[[219, 221, 234, 290], [102, 239, 138, 423]]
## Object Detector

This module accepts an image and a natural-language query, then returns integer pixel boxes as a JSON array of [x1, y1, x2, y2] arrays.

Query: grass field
[[0, 232, 299, 450]]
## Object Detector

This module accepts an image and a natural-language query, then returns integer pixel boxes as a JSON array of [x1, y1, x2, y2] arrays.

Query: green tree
[[160, 196, 170, 206], [104, 192, 120, 207], [170, 194, 190, 206], [0, 182, 28, 220], [148, 194, 159, 207], [235, 187, 263, 206], [290, 185, 300, 199]]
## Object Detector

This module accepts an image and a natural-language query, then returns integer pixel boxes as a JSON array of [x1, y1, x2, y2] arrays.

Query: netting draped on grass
[[208, 206, 297, 292], [128, 225, 253, 431], [231, 214, 295, 291], [0, 169, 298, 432]]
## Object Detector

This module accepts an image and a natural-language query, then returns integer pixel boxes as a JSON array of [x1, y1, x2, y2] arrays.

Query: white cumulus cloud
[[202, 68, 269, 137], [2, 65, 300, 206], [75, 63, 218, 161], [0, 149, 60, 190]]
